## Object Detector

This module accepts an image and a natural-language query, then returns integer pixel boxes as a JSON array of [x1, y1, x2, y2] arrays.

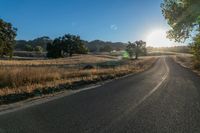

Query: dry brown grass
[[0, 55, 157, 97], [173, 54, 200, 74], [0, 55, 115, 66], [173, 54, 194, 69]]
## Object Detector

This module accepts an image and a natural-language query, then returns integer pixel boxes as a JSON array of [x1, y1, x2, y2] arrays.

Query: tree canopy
[[15, 36, 51, 51], [126, 40, 147, 59], [161, 0, 200, 60], [0, 19, 17, 58], [47, 34, 88, 58], [161, 0, 200, 42]]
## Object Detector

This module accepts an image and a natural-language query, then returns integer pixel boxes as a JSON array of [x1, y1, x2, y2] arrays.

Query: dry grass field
[[173, 54, 200, 75], [0, 55, 157, 104]]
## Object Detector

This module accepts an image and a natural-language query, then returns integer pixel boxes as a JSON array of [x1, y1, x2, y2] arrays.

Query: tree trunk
[[0, 51, 3, 58], [199, 24, 200, 32], [135, 52, 138, 60], [69, 52, 73, 57]]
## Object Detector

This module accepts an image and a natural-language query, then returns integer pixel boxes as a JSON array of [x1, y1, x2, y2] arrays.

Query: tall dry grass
[[0, 55, 115, 66], [0, 55, 156, 96]]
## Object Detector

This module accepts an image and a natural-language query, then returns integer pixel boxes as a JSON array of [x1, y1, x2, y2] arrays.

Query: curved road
[[0, 57, 200, 133]]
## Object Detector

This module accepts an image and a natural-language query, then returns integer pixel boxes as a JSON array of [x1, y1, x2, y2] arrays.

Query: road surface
[[0, 57, 200, 133]]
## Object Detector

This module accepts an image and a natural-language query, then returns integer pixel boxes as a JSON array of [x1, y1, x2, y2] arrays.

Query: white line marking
[[0, 57, 167, 116], [0, 85, 102, 115], [134, 57, 169, 107], [100, 57, 170, 133]]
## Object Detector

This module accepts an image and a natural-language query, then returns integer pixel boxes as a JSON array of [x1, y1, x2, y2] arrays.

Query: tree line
[[0, 18, 147, 59], [15, 39, 126, 53], [16, 36, 51, 52], [0, 19, 89, 58]]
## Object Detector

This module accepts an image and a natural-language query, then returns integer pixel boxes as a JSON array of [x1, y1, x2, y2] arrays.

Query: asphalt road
[[0, 57, 200, 133]]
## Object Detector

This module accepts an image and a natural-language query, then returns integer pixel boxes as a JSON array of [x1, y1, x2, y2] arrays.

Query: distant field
[[147, 51, 178, 56], [0, 54, 116, 66], [0, 54, 157, 104]]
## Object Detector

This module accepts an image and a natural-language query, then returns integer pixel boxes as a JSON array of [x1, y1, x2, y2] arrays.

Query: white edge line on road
[[0, 85, 102, 115], [0, 57, 161, 116], [134, 57, 169, 107], [100, 57, 170, 133]]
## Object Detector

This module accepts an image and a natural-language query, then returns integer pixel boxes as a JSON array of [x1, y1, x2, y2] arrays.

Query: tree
[[46, 39, 62, 58], [126, 42, 135, 58], [15, 36, 52, 51], [46, 34, 88, 58], [190, 34, 200, 60], [0, 19, 17, 58], [30, 36, 52, 50], [126, 40, 147, 59], [25, 44, 33, 51], [99, 45, 112, 52], [61, 34, 88, 56], [161, 0, 200, 41], [35, 46, 43, 53], [161, 0, 200, 59], [76, 41, 89, 54]]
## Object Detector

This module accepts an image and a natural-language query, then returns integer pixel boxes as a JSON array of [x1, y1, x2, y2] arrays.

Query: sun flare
[[146, 29, 172, 47]]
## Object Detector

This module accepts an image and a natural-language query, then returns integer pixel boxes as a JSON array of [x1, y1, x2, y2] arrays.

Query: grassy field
[[0, 55, 157, 104]]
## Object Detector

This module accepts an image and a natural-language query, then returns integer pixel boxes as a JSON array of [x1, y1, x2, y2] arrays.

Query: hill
[[15, 38, 127, 53]]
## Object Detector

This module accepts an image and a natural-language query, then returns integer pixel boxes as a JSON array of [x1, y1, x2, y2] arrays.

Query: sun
[[146, 29, 172, 47]]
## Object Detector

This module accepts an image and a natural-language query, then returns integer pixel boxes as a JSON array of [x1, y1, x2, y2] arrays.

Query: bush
[[35, 46, 43, 53], [193, 60, 200, 70]]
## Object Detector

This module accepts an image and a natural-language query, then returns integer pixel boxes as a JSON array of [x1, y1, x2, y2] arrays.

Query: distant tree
[[46, 39, 62, 58], [126, 42, 135, 58], [25, 44, 34, 51], [30, 36, 52, 50], [46, 34, 88, 58], [76, 41, 89, 54], [99, 45, 112, 52], [15, 40, 27, 51], [61, 34, 88, 56], [0, 19, 17, 58], [147, 46, 190, 54], [35, 46, 43, 53], [85, 40, 126, 52], [126, 40, 147, 59], [161, 0, 200, 59], [15, 36, 52, 51]]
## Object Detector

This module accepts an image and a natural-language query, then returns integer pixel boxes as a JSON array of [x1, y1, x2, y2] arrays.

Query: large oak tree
[[0, 19, 17, 58], [126, 40, 147, 59], [47, 34, 88, 58], [161, 0, 200, 59]]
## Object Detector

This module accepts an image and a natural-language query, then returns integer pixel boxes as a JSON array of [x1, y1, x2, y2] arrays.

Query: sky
[[0, 0, 184, 46]]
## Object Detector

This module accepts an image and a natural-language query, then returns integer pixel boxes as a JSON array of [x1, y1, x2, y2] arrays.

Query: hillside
[[15, 38, 127, 52]]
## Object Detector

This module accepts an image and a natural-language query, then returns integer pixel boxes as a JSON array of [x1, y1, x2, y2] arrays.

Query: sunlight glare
[[146, 29, 172, 47]]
